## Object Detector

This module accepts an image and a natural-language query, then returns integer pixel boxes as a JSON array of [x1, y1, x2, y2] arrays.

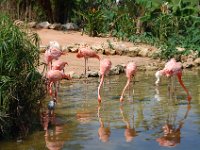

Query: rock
[[112, 42, 128, 55], [65, 44, 79, 53], [87, 71, 99, 77], [39, 45, 47, 53], [127, 47, 139, 57], [49, 23, 62, 30], [104, 49, 116, 55], [28, 21, 37, 28], [110, 64, 125, 75], [62, 23, 79, 30], [194, 58, 200, 66], [151, 48, 162, 59], [181, 55, 188, 62], [138, 47, 150, 57], [113, 42, 127, 51], [69, 47, 79, 53], [182, 61, 195, 68], [116, 64, 125, 73], [36, 21, 50, 29], [186, 50, 198, 61], [91, 44, 104, 53], [61, 45, 70, 52], [69, 71, 82, 79], [110, 66, 120, 75], [187, 58, 194, 63], [14, 20, 24, 27]]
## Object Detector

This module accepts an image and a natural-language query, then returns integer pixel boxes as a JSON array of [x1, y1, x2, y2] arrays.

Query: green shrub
[[0, 14, 45, 139]]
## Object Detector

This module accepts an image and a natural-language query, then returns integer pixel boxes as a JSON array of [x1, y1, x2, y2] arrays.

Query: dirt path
[[36, 29, 157, 76]]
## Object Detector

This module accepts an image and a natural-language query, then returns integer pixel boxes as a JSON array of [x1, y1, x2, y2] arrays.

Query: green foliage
[[1, 0, 199, 60], [0, 14, 45, 139], [75, 8, 106, 36], [111, 14, 135, 40]]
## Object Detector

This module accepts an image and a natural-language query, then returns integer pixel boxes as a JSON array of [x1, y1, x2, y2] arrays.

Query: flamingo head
[[165, 70, 173, 78], [76, 50, 83, 58], [63, 61, 68, 66], [155, 70, 163, 85], [98, 97, 101, 103], [120, 96, 124, 102]]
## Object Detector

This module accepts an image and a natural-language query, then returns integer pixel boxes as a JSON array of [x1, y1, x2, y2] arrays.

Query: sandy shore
[[36, 29, 157, 76]]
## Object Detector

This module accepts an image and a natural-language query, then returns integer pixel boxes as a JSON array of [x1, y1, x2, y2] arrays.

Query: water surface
[[1, 70, 200, 150]]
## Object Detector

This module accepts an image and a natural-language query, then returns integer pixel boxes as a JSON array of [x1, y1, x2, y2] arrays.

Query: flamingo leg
[[167, 77, 172, 94], [49, 82, 53, 96], [176, 73, 191, 103], [84, 58, 87, 78], [53, 82, 56, 98], [54, 82, 58, 100], [87, 59, 89, 71]]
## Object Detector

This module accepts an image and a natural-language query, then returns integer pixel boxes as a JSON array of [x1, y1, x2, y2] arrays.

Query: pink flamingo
[[155, 58, 191, 103], [76, 46, 100, 77], [52, 60, 68, 91], [44, 48, 67, 70], [120, 62, 137, 102], [98, 58, 112, 103], [52, 60, 68, 72], [46, 70, 70, 100]]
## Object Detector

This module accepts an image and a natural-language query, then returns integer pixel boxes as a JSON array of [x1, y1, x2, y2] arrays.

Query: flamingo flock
[[44, 41, 70, 102], [43, 41, 192, 108]]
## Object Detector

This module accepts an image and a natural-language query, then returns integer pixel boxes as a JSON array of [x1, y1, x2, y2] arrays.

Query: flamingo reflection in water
[[156, 104, 191, 147], [97, 105, 111, 142], [120, 105, 137, 142], [44, 125, 65, 150], [40, 109, 65, 150]]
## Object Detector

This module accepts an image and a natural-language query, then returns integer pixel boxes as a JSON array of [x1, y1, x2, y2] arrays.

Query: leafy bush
[[75, 8, 106, 36], [0, 14, 45, 139]]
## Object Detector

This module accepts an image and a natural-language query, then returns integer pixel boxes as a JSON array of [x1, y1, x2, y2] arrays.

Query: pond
[[1, 70, 200, 150]]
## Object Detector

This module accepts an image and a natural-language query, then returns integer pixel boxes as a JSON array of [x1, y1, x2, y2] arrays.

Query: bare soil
[[36, 29, 157, 75]]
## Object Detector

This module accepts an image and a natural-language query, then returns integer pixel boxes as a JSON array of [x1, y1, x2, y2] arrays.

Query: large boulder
[[194, 58, 200, 66], [62, 23, 79, 30], [36, 21, 50, 29]]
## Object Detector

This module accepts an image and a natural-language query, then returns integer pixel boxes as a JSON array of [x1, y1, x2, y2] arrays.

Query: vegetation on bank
[[0, 14, 46, 139], [1, 0, 199, 59]]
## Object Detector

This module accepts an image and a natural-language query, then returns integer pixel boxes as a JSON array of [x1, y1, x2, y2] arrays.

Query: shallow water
[[1, 70, 200, 150]]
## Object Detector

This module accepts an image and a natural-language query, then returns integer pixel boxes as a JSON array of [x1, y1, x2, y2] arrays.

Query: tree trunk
[[136, 17, 144, 34]]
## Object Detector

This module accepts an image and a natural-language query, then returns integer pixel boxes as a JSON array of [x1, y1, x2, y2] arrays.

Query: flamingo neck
[[98, 75, 104, 102], [96, 55, 101, 61], [63, 73, 70, 80], [120, 78, 131, 102], [155, 70, 163, 85]]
